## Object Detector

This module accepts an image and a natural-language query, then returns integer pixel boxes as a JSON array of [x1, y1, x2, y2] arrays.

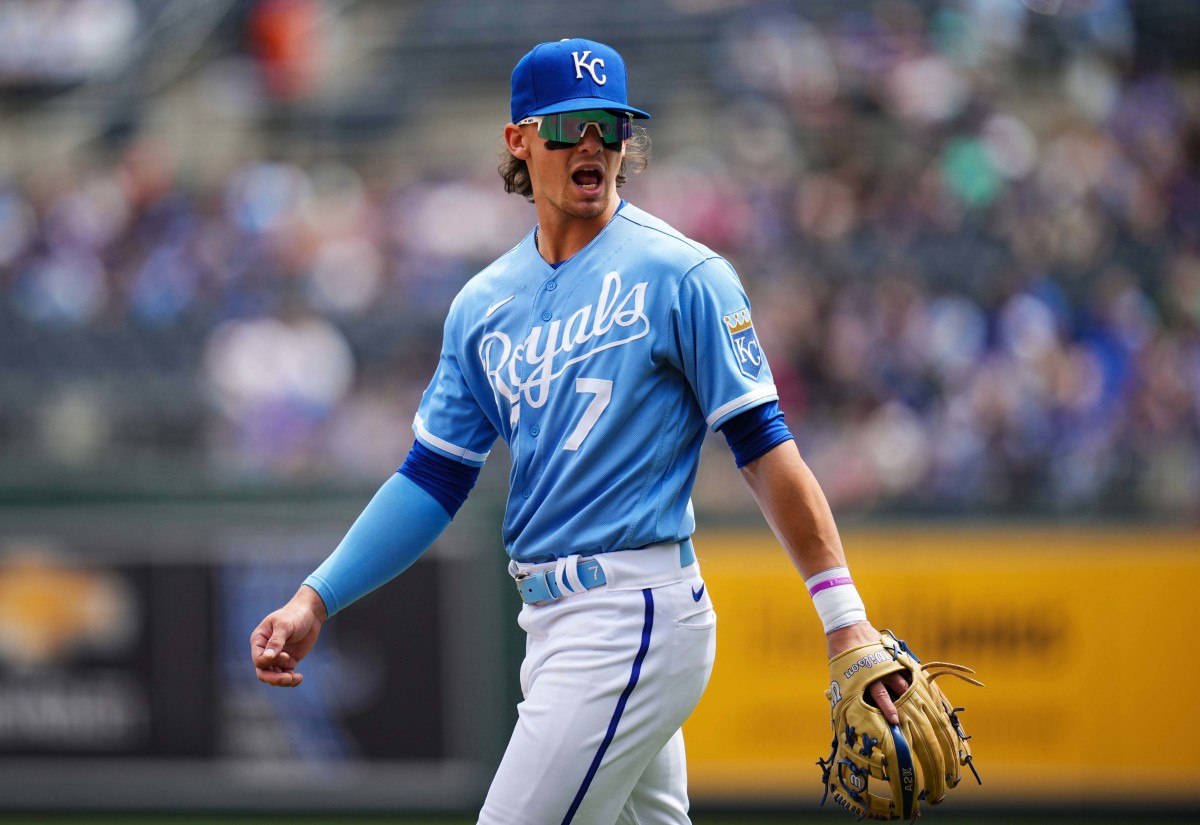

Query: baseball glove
[[817, 631, 982, 821]]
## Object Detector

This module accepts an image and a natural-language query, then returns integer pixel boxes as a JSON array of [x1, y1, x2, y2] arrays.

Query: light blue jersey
[[414, 203, 777, 563]]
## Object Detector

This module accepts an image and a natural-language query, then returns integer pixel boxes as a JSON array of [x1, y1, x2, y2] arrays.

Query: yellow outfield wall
[[682, 525, 1200, 807]]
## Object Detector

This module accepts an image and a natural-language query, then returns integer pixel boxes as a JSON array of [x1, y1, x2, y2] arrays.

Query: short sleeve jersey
[[414, 203, 778, 563]]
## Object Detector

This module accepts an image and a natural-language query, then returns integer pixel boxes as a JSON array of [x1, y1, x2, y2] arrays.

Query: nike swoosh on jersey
[[486, 295, 516, 317], [692, 583, 706, 602]]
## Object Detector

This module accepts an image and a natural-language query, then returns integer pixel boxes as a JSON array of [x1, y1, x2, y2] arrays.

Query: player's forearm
[[304, 472, 451, 616], [739, 440, 847, 579], [742, 441, 873, 642]]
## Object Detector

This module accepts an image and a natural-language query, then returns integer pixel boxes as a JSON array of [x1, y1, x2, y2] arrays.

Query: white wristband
[[805, 566, 867, 633]]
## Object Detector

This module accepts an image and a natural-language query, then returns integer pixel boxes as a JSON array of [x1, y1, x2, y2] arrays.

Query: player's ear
[[505, 123, 532, 161]]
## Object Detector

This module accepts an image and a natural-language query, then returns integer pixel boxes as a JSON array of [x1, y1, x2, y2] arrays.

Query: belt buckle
[[514, 570, 555, 604]]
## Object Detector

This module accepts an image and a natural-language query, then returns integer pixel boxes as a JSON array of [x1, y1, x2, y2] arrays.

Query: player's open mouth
[[572, 167, 604, 192]]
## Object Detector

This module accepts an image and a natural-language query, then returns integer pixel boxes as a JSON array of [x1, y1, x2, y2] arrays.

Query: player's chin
[[566, 185, 614, 217]]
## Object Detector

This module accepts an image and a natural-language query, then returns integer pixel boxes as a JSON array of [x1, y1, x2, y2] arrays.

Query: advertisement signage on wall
[[0, 518, 505, 812], [681, 526, 1200, 807]]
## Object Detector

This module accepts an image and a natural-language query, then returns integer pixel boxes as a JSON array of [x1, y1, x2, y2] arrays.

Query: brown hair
[[498, 126, 651, 202]]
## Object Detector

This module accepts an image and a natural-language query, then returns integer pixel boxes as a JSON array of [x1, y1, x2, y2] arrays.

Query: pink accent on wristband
[[808, 575, 854, 597]]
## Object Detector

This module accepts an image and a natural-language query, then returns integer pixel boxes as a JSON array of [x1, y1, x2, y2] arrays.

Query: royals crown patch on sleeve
[[723, 308, 763, 379]]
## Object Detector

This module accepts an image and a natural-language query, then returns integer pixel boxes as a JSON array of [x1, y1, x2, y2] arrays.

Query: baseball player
[[251, 38, 906, 825]]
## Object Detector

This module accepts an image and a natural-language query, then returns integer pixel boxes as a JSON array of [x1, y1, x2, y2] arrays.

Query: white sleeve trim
[[705, 386, 779, 430], [413, 414, 491, 464]]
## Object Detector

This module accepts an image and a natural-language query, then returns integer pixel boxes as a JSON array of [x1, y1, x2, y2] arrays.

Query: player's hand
[[825, 620, 909, 725], [250, 585, 328, 688]]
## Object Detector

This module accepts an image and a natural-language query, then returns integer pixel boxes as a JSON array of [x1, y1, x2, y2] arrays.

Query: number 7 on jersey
[[563, 377, 613, 451]]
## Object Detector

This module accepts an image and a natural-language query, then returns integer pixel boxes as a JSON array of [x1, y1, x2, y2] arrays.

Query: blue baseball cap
[[510, 38, 651, 123]]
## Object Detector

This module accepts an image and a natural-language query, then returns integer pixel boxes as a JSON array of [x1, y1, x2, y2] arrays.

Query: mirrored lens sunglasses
[[517, 110, 633, 147]]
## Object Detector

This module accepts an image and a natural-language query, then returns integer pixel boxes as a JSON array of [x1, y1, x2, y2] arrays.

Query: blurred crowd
[[0, 0, 137, 88], [1, 0, 1198, 518]]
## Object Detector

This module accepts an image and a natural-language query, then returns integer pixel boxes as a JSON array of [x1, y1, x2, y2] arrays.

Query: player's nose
[[576, 124, 606, 150]]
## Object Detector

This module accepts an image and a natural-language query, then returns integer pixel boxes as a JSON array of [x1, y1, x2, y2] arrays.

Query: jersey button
[[546, 281, 557, 291], [541, 310, 552, 322], [521, 488, 532, 499], [530, 425, 540, 437]]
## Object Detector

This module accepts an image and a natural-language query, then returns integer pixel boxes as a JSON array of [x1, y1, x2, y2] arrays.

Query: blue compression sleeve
[[719, 400, 795, 468], [398, 440, 480, 517], [303, 473, 450, 617]]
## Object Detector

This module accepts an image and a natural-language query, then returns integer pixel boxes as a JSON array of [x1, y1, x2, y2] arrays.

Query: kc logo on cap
[[510, 38, 651, 124], [572, 50, 606, 85]]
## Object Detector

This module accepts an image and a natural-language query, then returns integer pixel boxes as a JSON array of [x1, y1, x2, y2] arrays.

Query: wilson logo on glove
[[843, 649, 894, 678]]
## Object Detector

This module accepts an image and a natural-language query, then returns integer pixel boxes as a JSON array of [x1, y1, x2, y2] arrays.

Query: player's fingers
[[251, 616, 297, 665], [262, 621, 294, 661], [256, 666, 303, 688], [249, 619, 275, 661], [886, 671, 911, 696], [869, 680, 900, 725]]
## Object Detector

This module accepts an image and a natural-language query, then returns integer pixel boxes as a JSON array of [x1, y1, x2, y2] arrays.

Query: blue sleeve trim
[[398, 441, 480, 518], [718, 399, 795, 468], [302, 473, 450, 617]]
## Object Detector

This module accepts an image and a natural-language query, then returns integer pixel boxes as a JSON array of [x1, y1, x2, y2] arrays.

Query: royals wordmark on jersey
[[414, 203, 778, 563]]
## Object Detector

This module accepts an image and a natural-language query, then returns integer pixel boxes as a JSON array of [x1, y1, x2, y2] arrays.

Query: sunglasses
[[517, 109, 633, 148]]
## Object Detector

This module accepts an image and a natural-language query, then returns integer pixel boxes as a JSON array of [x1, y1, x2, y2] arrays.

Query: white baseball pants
[[478, 542, 717, 825]]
